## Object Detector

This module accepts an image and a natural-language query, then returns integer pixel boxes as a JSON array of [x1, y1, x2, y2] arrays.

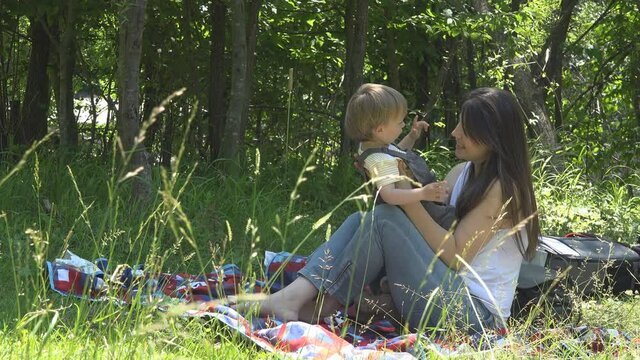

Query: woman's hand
[[419, 181, 449, 202]]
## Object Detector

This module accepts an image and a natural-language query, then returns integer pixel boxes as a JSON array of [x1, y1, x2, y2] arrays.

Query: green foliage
[[1, 0, 640, 356], [532, 145, 640, 242], [3, 0, 638, 182]]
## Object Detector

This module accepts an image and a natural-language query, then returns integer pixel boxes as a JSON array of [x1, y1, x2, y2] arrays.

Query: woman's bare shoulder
[[484, 180, 514, 224], [444, 162, 467, 185], [486, 179, 503, 200]]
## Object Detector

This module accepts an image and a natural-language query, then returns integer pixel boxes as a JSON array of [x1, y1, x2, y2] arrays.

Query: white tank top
[[449, 162, 527, 319]]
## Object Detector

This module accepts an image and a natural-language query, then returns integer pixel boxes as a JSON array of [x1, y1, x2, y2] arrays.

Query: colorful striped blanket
[[46, 250, 638, 358]]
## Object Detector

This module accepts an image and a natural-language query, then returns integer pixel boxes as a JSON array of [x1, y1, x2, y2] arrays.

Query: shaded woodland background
[[1, 0, 639, 200], [1, 3, 640, 340]]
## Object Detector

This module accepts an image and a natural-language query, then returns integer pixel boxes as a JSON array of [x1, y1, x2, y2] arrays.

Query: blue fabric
[[299, 205, 497, 333]]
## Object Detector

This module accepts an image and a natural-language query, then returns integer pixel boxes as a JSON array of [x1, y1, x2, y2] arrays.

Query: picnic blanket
[[46, 250, 639, 358]]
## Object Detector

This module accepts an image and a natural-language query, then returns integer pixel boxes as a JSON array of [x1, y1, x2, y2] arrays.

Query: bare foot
[[230, 292, 300, 322], [298, 294, 341, 323], [231, 276, 322, 323]]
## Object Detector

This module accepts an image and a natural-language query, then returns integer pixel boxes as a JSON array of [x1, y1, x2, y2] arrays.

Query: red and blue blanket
[[46, 250, 638, 358]]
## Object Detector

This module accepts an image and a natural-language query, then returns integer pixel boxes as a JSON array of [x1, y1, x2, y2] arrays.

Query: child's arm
[[378, 181, 448, 205], [397, 115, 428, 150]]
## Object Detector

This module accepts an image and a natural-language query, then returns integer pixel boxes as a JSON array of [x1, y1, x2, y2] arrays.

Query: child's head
[[345, 83, 408, 142]]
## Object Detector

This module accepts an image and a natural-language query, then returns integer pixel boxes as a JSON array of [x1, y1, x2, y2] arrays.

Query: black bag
[[512, 233, 640, 324], [540, 233, 640, 296], [511, 276, 579, 325]]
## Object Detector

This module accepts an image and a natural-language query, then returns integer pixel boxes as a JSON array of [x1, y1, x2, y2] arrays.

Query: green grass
[[0, 140, 639, 358], [0, 320, 278, 359]]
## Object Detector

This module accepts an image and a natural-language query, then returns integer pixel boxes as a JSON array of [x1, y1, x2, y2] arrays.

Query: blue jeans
[[298, 204, 500, 333]]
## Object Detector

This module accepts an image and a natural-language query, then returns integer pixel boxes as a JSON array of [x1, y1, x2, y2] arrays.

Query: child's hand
[[409, 114, 429, 140], [420, 181, 449, 202]]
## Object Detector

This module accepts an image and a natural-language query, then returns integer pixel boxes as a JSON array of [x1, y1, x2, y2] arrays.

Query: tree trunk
[[58, 0, 78, 148], [102, 78, 114, 156], [465, 39, 477, 90], [88, 88, 97, 153], [383, 4, 400, 91], [141, 53, 160, 154], [182, 0, 194, 46], [504, 0, 577, 148], [412, 37, 457, 150], [469, 0, 494, 85], [219, 0, 251, 171], [341, 0, 368, 156], [0, 23, 6, 151], [632, 55, 640, 129], [140, 2, 161, 156], [511, 0, 529, 11], [49, 20, 60, 145], [9, 100, 20, 147], [245, 0, 261, 114], [117, 0, 151, 201], [0, 107, 5, 152], [19, 16, 51, 146], [512, 65, 556, 146], [0, 17, 20, 151], [208, 0, 226, 160], [0, 96, 5, 151], [445, 51, 462, 138], [161, 113, 173, 168], [538, 0, 579, 129], [420, 39, 456, 116], [415, 51, 429, 111], [255, 108, 263, 144]]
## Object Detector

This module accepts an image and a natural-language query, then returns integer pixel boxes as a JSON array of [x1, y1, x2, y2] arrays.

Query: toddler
[[346, 83, 455, 229]]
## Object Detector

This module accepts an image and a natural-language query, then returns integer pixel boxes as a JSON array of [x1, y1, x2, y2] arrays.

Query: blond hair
[[345, 83, 408, 142]]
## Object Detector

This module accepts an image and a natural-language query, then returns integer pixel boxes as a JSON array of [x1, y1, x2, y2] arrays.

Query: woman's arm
[[400, 180, 504, 270]]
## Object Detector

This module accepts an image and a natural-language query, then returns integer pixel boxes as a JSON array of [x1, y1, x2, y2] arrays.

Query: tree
[[382, 3, 400, 91], [18, 15, 51, 146], [341, 0, 368, 156], [219, 0, 261, 170], [511, 0, 579, 147], [208, 0, 226, 160], [538, 0, 580, 129], [1, 0, 639, 184], [57, 0, 79, 148], [117, 0, 151, 200]]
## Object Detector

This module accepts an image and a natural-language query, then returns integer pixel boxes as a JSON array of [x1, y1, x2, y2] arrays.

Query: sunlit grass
[[0, 132, 638, 358]]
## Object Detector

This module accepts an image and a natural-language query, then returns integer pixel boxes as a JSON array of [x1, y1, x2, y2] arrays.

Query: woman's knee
[[371, 204, 407, 222], [343, 211, 363, 225], [369, 204, 415, 234]]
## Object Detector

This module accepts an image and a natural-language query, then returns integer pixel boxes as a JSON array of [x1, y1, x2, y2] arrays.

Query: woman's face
[[451, 121, 491, 162]]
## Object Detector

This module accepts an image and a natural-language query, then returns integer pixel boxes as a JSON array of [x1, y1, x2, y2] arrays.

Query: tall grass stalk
[[0, 121, 639, 358], [285, 67, 294, 173]]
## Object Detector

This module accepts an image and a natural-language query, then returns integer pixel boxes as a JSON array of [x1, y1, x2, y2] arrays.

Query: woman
[[239, 88, 540, 333]]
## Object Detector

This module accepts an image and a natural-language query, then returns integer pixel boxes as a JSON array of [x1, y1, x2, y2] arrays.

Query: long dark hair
[[454, 88, 540, 259]]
